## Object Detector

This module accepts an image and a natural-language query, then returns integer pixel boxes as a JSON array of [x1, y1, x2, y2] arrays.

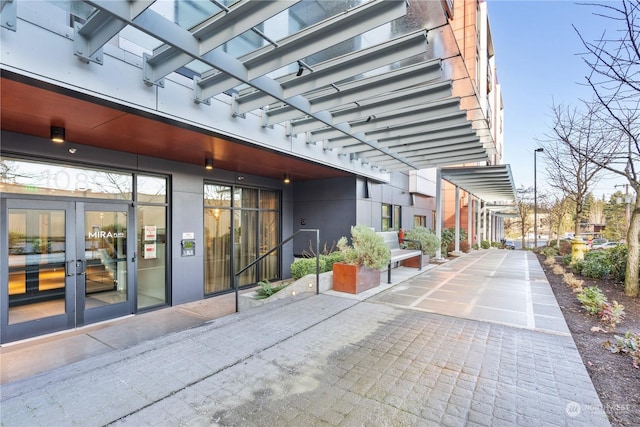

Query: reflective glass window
[[137, 175, 167, 204], [0, 157, 133, 200]]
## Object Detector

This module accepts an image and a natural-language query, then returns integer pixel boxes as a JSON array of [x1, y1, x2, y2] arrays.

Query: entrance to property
[[2, 199, 135, 343]]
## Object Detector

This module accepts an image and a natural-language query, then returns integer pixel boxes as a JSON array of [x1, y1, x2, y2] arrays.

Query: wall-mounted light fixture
[[51, 126, 65, 143], [205, 158, 213, 170], [283, 174, 291, 184]]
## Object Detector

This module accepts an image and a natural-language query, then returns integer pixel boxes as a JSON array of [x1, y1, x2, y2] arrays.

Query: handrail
[[234, 229, 320, 312]]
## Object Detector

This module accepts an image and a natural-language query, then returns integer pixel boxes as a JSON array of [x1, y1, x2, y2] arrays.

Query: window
[[136, 175, 168, 310], [393, 205, 401, 230], [382, 204, 392, 231], [414, 215, 426, 228], [382, 204, 401, 231], [204, 184, 281, 295]]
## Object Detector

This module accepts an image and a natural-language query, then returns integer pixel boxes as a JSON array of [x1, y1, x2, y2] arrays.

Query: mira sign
[[88, 230, 125, 239]]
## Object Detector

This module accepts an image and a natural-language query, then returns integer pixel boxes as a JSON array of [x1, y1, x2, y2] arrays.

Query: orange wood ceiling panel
[[1, 77, 349, 181]]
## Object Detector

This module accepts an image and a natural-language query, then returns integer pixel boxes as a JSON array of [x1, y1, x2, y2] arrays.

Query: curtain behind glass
[[260, 211, 279, 281], [204, 208, 231, 294], [236, 210, 257, 286]]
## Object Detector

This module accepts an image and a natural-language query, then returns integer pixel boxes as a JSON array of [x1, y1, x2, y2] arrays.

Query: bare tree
[[508, 187, 535, 249], [539, 103, 608, 237], [546, 193, 572, 246], [574, 0, 640, 296]]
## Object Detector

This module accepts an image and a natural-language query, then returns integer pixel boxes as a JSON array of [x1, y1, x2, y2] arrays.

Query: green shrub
[[441, 227, 468, 254], [290, 257, 327, 280], [403, 226, 440, 256], [480, 240, 490, 249], [607, 244, 628, 283], [254, 280, 289, 299], [603, 330, 640, 368], [290, 250, 346, 280], [562, 254, 572, 265], [579, 250, 611, 279], [577, 286, 608, 315], [581, 260, 611, 279], [337, 224, 390, 269], [540, 246, 559, 257], [323, 251, 344, 270]]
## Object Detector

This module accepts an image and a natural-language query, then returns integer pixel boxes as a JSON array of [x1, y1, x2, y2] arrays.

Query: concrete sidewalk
[[0, 250, 610, 426]]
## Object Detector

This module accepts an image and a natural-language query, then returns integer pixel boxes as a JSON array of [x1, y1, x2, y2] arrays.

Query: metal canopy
[[441, 165, 517, 203], [62, 0, 499, 173]]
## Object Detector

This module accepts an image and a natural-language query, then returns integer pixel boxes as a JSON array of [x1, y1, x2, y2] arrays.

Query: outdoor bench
[[377, 231, 423, 284]]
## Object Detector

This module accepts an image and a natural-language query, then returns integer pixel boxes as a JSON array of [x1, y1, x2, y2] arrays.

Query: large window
[[136, 175, 168, 310], [204, 184, 280, 295], [0, 157, 133, 200]]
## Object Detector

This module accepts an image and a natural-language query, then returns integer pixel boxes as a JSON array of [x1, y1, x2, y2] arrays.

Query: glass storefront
[[1, 157, 169, 343], [204, 184, 281, 295]]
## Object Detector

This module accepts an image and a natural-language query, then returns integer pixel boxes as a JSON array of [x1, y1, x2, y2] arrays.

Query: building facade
[[0, 0, 513, 343]]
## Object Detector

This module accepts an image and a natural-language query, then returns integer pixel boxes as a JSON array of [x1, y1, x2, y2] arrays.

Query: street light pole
[[534, 148, 544, 249]]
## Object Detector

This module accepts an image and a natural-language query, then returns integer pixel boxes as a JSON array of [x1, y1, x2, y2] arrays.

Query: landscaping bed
[[537, 253, 640, 426]]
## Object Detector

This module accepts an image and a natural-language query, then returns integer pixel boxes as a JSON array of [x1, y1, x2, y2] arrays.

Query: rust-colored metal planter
[[402, 255, 430, 268], [332, 262, 381, 294]]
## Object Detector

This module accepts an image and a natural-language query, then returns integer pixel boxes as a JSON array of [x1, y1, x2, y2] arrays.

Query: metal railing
[[234, 229, 320, 312]]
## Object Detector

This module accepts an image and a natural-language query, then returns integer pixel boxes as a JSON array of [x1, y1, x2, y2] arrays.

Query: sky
[[486, 0, 626, 200]]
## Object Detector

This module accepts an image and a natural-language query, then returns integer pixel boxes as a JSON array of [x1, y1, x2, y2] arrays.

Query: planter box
[[332, 263, 381, 294], [402, 254, 430, 268]]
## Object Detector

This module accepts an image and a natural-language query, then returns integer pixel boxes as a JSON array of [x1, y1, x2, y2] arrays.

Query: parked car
[[591, 241, 621, 250], [504, 240, 516, 250]]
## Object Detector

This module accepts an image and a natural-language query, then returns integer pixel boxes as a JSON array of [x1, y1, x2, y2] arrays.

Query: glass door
[[3, 200, 75, 342], [1, 200, 135, 343], [78, 203, 135, 325]]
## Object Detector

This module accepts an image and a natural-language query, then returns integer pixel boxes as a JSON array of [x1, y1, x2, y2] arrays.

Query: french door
[[2, 199, 135, 343]]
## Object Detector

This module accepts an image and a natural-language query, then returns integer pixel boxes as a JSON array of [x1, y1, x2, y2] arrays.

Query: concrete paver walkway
[[370, 250, 570, 335], [0, 250, 610, 426]]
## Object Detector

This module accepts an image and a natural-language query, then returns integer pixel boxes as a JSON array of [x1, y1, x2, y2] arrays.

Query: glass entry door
[[2, 200, 134, 343], [79, 203, 134, 325]]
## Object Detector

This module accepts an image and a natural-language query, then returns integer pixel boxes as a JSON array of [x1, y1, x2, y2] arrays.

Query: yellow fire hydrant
[[571, 236, 588, 262]]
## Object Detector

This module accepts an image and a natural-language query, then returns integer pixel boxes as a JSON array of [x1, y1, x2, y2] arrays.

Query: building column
[[467, 193, 473, 248], [482, 204, 488, 241], [454, 185, 460, 252], [435, 168, 442, 259], [476, 199, 482, 248]]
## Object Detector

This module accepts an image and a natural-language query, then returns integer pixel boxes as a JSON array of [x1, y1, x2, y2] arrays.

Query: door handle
[[76, 259, 86, 275], [66, 260, 75, 277]]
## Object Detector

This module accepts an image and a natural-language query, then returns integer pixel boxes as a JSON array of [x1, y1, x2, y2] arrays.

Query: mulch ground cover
[[536, 253, 640, 426]]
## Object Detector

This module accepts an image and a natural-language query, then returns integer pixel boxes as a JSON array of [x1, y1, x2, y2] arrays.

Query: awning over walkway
[[440, 165, 517, 203], [0, 0, 498, 175]]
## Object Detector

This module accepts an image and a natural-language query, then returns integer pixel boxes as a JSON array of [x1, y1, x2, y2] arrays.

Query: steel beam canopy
[[33, 0, 505, 176]]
